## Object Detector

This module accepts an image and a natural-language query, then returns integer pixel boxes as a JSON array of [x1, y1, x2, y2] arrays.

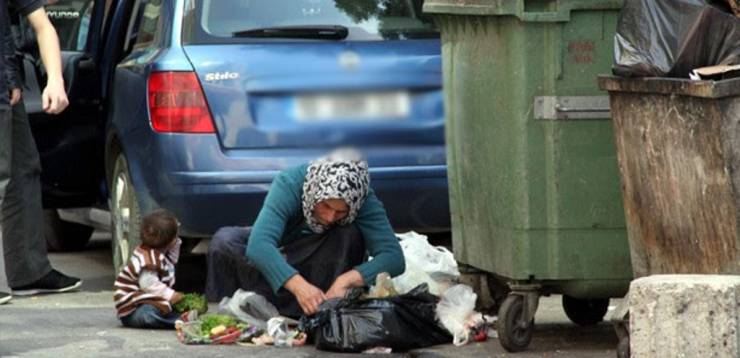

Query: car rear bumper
[[147, 166, 450, 237], [122, 136, 451, 237]]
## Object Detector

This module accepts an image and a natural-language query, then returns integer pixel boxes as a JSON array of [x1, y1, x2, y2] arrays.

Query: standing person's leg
[[0, 107, 11, 303], [2, 102, 50, 288], [0, 108, 8, 204], [120, 304, 180, 329], [3, 101, 80, 295]]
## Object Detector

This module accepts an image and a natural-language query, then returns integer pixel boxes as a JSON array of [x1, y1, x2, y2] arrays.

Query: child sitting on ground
[[114, 209, 184, 329]]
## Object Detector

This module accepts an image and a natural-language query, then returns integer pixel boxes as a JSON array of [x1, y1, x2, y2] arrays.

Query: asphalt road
[[0, 232, 621, 357]]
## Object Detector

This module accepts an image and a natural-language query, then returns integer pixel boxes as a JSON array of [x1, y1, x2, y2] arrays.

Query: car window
[[134, 0, 162, 48], [183, 0, 438, 44], [123, 0, 162, 54], [46, 0, 96, 51]]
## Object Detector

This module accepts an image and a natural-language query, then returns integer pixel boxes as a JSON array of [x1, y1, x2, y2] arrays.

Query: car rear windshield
[[182, 0, 438, 44]]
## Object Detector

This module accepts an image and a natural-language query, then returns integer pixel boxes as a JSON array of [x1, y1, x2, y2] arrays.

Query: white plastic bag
[[392, 231, 459, 295], [436, 284, 477, 346], [217, 289, 279, 330]]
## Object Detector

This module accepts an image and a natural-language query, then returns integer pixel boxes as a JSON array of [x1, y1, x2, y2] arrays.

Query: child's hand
[[170, 291, 184, 304], [167, 237, 181, 251]]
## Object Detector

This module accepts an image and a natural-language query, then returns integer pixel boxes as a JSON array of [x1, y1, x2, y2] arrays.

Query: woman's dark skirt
[[205, 224, 365, 318]]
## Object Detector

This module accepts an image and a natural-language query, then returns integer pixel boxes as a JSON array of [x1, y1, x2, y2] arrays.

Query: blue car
[[24, 0, 449, 269]]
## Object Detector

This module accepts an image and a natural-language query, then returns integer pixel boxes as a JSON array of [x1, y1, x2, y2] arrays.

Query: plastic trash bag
[[300, 284, 452, 353], [613, 0, 740, 78], [393, 231, 459, 295], [218, 289, 280, 330], [436, 284, 478, 346]]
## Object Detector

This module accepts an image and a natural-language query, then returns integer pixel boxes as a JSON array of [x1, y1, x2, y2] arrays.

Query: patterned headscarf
[[302, 149, 370, 233]]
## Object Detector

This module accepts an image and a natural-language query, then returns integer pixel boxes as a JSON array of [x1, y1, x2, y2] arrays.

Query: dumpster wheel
[[562, 295, 609, 326], [498, 294, 535, 352]]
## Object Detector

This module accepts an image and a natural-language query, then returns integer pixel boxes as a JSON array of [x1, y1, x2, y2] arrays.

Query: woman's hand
[[325, 280, 349, 300], [326, 270, 364, 300], [285, 274, 326, 315]]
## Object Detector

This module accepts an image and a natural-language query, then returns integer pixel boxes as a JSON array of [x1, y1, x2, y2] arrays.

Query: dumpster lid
[[598, 75, 740, 99], [423, 0, 622, 22]]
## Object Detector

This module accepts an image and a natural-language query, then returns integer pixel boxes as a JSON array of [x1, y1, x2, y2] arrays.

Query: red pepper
[[473, 329, 488, 342]]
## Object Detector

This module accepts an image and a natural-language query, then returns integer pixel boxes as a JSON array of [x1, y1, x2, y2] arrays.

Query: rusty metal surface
[[601, 76, 740, 277]]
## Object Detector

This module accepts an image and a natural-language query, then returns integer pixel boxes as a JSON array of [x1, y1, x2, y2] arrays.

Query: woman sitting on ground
[[206, 150, 405, 318]]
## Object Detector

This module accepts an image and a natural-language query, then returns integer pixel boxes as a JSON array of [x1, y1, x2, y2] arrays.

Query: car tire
[[43, 209, 94, 252], [109, 153, 142, 274]]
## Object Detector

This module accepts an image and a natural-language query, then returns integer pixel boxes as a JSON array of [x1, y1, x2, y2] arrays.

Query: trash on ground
[[300, 283, 452, 353], [614, 0, 739, 78], [393, 231, 459, 295], [217, 289, 279, 330], [267, 317, 306, 347], [176, 310, 304, 347], [437, 284, 478, 346], [176, 313, 248, 345], [363, 347, 393, 354]]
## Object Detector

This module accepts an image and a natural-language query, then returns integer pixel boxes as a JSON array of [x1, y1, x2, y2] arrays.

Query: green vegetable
[[199, 314, 240, 335], [173, 293, 208, 314]]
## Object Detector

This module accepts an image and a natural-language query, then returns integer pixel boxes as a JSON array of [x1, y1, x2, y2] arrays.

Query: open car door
[[13, 0, 111, 250]]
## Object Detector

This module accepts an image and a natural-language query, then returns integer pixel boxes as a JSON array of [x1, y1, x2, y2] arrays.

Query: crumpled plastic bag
[[300, 284, 452, 353], [217, 289, 279, 330], [393, 232, 459, 295], [436, 284, 478, 346], [266, 317, 306, 347], [368, 272, 399, 298], [613, 0, 740, 78], [176, 320, 212, 345]]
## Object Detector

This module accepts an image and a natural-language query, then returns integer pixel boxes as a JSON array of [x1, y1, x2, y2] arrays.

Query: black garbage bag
[[300, 284, 452, 352], [614, 0, 740, 78]]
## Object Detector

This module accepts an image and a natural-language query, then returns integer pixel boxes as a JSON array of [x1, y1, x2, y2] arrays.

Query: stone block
[[629, 275, 740, 357]]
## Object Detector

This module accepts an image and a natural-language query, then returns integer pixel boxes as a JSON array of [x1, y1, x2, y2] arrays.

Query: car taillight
[[148, 71, 215, 133]]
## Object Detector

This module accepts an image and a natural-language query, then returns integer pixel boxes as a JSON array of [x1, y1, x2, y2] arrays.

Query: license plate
[[294, 91, 410, 121]]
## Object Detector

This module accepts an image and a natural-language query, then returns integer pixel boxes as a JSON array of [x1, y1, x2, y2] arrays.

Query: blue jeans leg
[[120, 304, 180, 329]]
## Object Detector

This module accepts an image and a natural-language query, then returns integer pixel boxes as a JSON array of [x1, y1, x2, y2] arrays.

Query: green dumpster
[[423, 0, 632, 351]]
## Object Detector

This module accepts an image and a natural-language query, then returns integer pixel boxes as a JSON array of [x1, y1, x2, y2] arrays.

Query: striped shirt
[[113, 240, 180, 318]]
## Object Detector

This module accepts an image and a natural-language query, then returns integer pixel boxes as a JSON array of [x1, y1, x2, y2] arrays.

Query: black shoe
[[11, 270, 82, 296], [0, 292, 10, 305]]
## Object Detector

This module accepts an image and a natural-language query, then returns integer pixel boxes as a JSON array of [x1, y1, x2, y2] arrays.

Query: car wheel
[[110, 153, 141, 274], [43, 209, 94, 252]]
